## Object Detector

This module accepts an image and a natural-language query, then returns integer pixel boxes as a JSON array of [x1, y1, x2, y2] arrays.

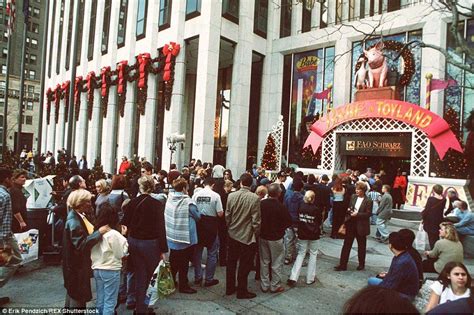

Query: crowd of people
[[0, 157, 473, 314]]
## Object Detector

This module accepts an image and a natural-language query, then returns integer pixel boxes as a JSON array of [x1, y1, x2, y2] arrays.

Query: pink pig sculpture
[[364, 41, 388, 88]]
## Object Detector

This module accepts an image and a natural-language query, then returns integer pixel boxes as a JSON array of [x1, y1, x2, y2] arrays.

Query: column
[[40, 99, 48, 153], [86, 90, 102, 164], [333, 38, 352, 107], [101, 88, 118, 174], [55, 100, 65, 153], [116, 82, 136, 169], [74, 93, 88, 159], [291, 1, 303, 35], [47, 105, 56, 153], [226, 1, 254, 175], [190, 0, 221, 163], [137, 74, 157, 163]]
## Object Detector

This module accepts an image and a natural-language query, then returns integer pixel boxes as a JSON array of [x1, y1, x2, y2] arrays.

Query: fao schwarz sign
[[339, 134, 412, 157]]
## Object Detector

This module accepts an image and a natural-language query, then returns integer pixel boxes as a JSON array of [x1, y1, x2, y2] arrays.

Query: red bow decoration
[[61, 81, 71, 122], [101, 66, 111, 117], [46, 87, 53, 124], [162, 42, 180, 81], [86, 71, 97, 120], [74, 76, 83, 121], [117, 61, 128, 117], [54, 84, 61, 124], [137, 53, 151, 90]]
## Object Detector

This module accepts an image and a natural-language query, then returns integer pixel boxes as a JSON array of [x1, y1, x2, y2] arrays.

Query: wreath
[[354, 40, 415, 87]]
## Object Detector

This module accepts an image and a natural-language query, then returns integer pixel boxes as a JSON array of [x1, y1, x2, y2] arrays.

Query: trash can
[[26, 208, 50, 255]]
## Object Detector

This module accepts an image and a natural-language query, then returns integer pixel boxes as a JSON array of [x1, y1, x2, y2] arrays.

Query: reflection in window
[[65, 0, 74, 70], [117, 0, 128, 47], [76, 0, 84, 65], [56, 0, 65, 74], [320, 1, 327, 29], [159, 0, 171, 29], [186, 0, 201, 19], [102, 0, 111, 53], [222, 0, 239, 23], [88, 0, 97, 60], [280, 0, 291, 37], [253, 0, 267, 37], [302, 1, 311, 33], [136, 0, 147, 39], [335, 0, 342, 24]]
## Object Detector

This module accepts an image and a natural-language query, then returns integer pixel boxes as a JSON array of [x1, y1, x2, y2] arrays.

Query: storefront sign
[[304, 99, 463, 160], [339, 133, 412, 157]]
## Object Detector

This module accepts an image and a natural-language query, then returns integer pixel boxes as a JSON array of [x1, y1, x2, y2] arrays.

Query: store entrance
[[346, 155, 410, 184]]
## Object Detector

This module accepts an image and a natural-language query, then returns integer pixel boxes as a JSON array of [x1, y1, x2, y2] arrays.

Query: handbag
[[415, 223, 429, 251]]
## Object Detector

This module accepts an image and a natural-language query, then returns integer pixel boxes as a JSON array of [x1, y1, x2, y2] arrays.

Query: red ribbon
[[74, 76, 83, 121], [162, 42, 180, 81], [54, 84, 61, 123], [137, 53, 151, 90], [117, 61, 128, 95], [101, 66, 111, 97], [46, 87, 53, 124], [61, 81, 70, 122]]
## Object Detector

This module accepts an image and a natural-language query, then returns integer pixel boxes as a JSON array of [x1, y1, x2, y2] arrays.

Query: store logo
[[346, 141, 355, 151], [296, 56, 319, 72]]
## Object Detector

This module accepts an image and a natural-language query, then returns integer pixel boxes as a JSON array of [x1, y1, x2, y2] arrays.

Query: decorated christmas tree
[[261, 134, 278, 170], [431, 107, 467, 178]]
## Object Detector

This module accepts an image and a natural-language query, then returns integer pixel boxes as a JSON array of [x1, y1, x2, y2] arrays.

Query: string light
[[262, 134, 278, 170]]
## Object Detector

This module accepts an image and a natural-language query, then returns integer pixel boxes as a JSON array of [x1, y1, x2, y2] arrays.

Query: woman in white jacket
[[91, 202, 128, 315]]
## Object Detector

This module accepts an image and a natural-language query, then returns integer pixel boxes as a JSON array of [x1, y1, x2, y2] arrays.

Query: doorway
[[346, 155, 410, 184]]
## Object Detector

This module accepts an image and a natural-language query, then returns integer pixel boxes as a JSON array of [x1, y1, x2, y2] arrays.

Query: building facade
[[41, 0, 473, 181], [0, 0, 46, 152]]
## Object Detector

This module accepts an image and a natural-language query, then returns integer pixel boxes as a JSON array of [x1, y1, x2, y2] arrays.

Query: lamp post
[[166, 133, 185, 167]]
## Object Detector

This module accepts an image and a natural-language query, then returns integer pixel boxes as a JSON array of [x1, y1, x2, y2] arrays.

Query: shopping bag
[[14, 229, 39, 264], [415, 223, 429, 251], [147, 260, 175, 306]]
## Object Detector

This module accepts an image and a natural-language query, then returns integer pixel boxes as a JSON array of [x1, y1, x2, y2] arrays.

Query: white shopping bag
[[414, 223, 429, 251], [14, 229, 39, 264]]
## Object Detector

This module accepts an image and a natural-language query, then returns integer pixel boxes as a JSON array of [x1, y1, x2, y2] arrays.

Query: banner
[[339, 133, 412, 157], [303, 99, 463, 160], [292, 52, 320, 122], [24, 176, 55, 209]]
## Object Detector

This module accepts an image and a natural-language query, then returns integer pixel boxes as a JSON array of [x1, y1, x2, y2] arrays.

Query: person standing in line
[[375, 185, 393, 243], [192, 177, 223, 287], [94, 179, 111, 216], [225, 173, 261, 299], [367, 187, 382, 225], [0, 169, 23, 307], [288, 190, 322, 287], [259, 184, 292, 293], [9, 170, 28, 234], [422, 184, 447, 249], [331, 177, 346, 239], [283, 179, 304, 265], [335, 182, 373, 271]]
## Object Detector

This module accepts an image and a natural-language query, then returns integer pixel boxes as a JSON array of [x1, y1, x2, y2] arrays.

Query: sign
[[304, 99, 463, 160], [24, 176, 55, 209], [339, 133, 412, 157], [295, 55, 319, 72]]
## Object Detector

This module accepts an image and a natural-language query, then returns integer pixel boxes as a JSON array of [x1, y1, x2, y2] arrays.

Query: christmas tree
[[431, 107, 467, 178], [261, 134, 278, 170]]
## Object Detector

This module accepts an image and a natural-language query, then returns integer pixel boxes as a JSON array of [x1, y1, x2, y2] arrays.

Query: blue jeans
[[128, 237, 161, 313], [368, 277, 383, 286], [376, 218, 390, 239], [193, 237, 219, 282], [94, 269, 121, 315]]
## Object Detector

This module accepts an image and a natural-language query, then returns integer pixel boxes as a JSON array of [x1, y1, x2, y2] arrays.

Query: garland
[[61, 80, 70, 122], [46, 88, 53, 124], [74, 76, 84, 121], [54, 84, 61, 124], [100, 66, 112, 118], [354, 40, 415, 87], [136, 53, 151, 115], [86, 71, 99, 120]]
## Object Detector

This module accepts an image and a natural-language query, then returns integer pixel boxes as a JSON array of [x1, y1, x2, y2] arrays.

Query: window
[[56, 0, 65, 74], [0, 81, 5, 89], [136, 0, 147, 39], [65, 0, 74, 70], [348, 0, 356, 21], [2, 31, 7, 42], [25, 116, 33, 125], [2, 48, 6, 58], [31, 38, 38, 48], [253, 0, 267, 37], [302, 0, 311, 33], [280, 0, 291, 38], [28, 86, 35, 93], [31, 23, 39, 33], [1, 64, 5, 74], [158, 0, 171, 30], [48, 0, 56, 77], [0, 101, 4, 108], [117, 0, 128, 47], [25, 53, 29, 63], [33, 7, 40, 17], [29, 70, 35, 79], [186, 0, 201, 20], [360, 0, 365, 19], [29, 54, 36, 65], [76, 0, 84, 65], [26, 101, 33, 110], [102, 0, 111, 53], [335, 0, 342, 24], [222, 0, 239, 23], [388, 0, 401, 12], [88, 0, 97, 60]]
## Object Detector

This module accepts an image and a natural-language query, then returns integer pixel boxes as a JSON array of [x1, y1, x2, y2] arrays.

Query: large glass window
[[186, 0, 201, 20], [102, 0, 111, 53], [65, 0, 74, 70], [335, 0, 342, 24], [350, 30, 422, 105], [159, 0, 171, 30], [117, 0, 128, 47], [56, 0, 65, 74], [222, 0, 239, 24], [286, 47, 335, 168], [76, 0, 84, 65], [87, 0, 97, 60], [302, 1, 311, 33], [136, 0, 147, 39], [280, 0, 291, 38], [253, 0, 267, 37]]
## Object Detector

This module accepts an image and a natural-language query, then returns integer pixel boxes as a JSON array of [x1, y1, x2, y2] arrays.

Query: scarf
[[165, 193, 194, 244]]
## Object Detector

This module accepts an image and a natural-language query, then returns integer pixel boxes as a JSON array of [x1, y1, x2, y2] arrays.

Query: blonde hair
[[197, 169, 207, 178], [95, 179, 110, 194], [138, 175, 155, 194], [224, 180, 233, 190], [440, 222, 459, 242], [304, 190, 315, 203], [255, 186, 268, 199], [67, 189, 92, 209]]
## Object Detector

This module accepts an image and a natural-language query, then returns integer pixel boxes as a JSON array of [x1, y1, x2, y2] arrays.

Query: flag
[[313, 87, 331, 100], [430, 79, 457, 91], [6, 0, 16, 36], [23, 0, 29, 25]]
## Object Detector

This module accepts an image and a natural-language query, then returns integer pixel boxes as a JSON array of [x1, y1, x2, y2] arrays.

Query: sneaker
[[260, 286, 269, 293], [236, 291, 256, 299], [306, 280, 315, 285]]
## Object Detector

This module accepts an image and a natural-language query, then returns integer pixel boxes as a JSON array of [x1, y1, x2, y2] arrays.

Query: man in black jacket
[[259, 184, 292, 293]]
